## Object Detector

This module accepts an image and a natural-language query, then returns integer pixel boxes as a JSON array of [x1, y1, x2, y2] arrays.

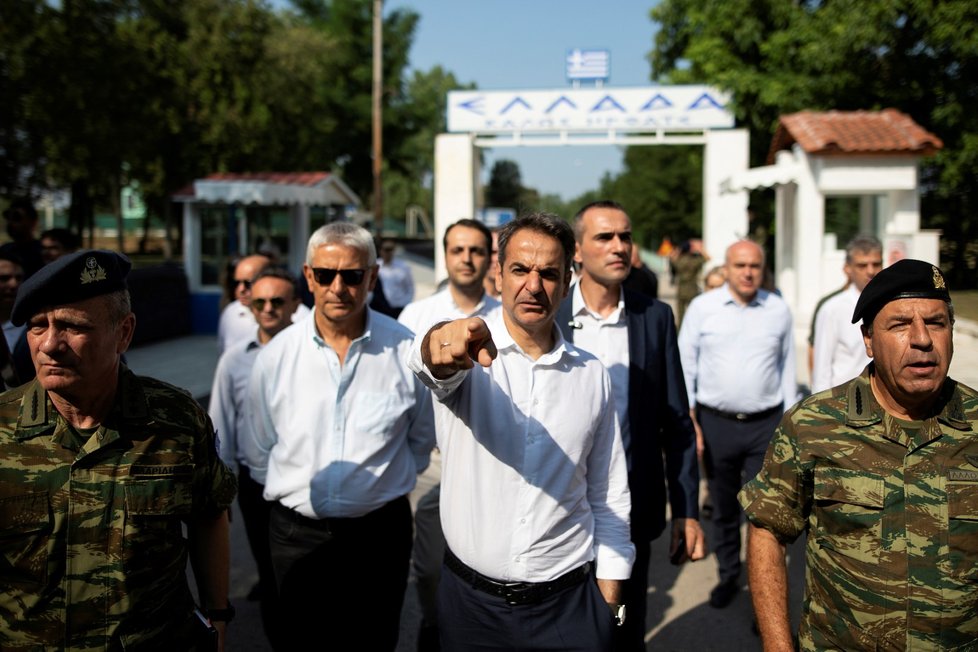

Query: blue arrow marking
[[590, 95, 626, 113], [640, 93, 673, 110], [457, 97, 485, 115], [500, 96, 533, 114], [688, 93, 726, 110], [545, 96, 577, 113]]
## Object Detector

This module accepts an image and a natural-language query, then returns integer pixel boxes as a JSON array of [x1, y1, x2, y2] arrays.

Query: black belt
[[444, 548, 591, 606], [698, 403, 782, 423]]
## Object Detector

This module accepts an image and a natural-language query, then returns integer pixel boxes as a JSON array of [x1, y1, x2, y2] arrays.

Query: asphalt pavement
[[122, 257, 978, 651]]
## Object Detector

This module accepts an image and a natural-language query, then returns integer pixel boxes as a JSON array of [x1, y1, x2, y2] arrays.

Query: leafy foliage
[[648, 0, 978, 285], [0, 0, 470, 250]]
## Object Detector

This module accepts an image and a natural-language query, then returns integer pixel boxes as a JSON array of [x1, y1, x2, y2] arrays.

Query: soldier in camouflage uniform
[[0, 250, 237, 651], [740, 258, 978, 650]]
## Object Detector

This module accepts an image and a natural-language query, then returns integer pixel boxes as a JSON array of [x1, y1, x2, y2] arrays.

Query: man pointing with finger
[[409, 212, 635, 652]]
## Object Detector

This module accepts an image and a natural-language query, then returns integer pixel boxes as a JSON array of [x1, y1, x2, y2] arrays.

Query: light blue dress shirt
[[244, 309, 435, 519], [678, 285, 797, 414], [208, 335, 261, 468]]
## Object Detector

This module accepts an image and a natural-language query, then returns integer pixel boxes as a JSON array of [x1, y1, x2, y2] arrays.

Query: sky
[[385, 0, 662, 201]]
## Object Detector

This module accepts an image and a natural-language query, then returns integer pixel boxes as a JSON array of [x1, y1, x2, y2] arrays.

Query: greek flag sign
[[566, 49, 610, 81]]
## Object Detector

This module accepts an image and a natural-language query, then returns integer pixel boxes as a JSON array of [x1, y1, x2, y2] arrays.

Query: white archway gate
[[433, 85, 749, 283]]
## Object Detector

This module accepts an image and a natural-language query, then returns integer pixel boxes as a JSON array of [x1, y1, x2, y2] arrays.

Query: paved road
[[124, 255, 978, 651]]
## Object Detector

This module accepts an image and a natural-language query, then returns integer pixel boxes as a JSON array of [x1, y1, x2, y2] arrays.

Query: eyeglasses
[[235, 278, 252, 289], [251, 297, 288, 311], [311, 268, 367, 286]]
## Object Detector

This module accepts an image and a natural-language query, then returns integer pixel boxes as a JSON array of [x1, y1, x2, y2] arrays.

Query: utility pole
[[372, 0, 383, 236]]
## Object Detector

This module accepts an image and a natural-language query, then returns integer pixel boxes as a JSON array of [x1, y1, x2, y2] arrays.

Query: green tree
[[289, 0, 419, 205], [485, 159, 524, 210], [611, 146, 703, 250], [649, 0, 978, 286], [384, 65, 475, 226]]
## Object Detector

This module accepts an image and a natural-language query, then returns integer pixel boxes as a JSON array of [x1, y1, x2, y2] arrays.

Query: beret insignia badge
[[80, 256, 107, 284], [933, 265, 945, 290]]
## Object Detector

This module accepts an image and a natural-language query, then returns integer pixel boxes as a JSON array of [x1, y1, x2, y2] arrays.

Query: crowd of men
[[2, 195, 977, 652]]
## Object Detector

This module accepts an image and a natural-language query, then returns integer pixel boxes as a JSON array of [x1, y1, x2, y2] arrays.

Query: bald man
[[678, 240, 797, 610]]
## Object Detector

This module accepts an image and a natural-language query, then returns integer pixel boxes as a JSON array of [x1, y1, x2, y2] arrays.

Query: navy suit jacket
[[557, 289, 699, 542]]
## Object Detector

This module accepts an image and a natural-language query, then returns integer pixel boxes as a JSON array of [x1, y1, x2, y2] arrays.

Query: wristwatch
[[204, 601, 236, 623], [609, 603, 626, 627]]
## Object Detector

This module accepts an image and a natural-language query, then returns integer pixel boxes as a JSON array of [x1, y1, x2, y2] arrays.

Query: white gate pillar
[[703, 129, 750, 261], [434, 133, 479, 284]]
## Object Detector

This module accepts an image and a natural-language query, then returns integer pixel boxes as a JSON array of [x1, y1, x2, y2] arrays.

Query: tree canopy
[[0, 0, 471, 250], [646, 0, 978, 285]]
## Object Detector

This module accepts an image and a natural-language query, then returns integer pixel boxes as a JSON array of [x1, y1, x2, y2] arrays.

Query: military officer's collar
[[846, 365, 971, 439], [16, 364, 152, 447]]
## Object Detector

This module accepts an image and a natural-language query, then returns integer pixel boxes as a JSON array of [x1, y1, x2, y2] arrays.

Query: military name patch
[[79, 256, 107, 284], [130, 464, 193, 477], [948, 469, 978, 481]]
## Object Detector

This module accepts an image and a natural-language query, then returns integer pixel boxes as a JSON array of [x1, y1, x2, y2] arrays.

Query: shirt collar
[[308, 308, 372, 347], [490, 313, 570, 365], [446, 287, 491, 316], [571, 282, 625, 323], [722, 285, 767, 307]]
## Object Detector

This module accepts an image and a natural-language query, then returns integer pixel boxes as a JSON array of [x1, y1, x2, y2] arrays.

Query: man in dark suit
[[557, 200, 705, 651]]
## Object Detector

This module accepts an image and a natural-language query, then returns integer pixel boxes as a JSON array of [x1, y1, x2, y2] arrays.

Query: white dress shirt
[[568, 283, 631, 458], [217, 300, 310, 354], [208, 336, 261, 469], [408, 314, 635, 583], [378, 258, 415, 309], [678, 286, 797, 414], [398, 287, 501, 335], [244, 310, 435, 519], [811, 284, 870, 393]]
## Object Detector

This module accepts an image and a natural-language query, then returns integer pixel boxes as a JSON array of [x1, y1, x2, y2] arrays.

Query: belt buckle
[[735, 412, 748, 421], [502, 582, 535, 606]]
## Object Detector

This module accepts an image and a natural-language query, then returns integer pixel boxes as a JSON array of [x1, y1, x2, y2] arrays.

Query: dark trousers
[[698, 407, 781, 583], [236, 466, 282, 649], [438, 557, 613, 652], [612, 540, 651, 652], [269, 496, 412, 651]]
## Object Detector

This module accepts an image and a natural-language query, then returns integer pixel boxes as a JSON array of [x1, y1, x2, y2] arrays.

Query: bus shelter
[[173, 171, 361, 332]]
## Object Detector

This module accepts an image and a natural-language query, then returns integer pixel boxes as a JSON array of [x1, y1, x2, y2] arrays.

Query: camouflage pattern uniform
[[739, 366, 978, 650], [0, 365, 237, 651]]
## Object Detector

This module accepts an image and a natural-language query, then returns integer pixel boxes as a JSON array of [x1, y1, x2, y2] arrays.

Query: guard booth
[[722, 109, 943, 340], [173, 172, 361, 333]]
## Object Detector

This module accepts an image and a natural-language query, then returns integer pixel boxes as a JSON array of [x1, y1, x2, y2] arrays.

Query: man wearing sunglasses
[[217, 254, 270, 354], [208, 267, 301, 649], [217, 254, 311, 355], [243, 222, 435, 651]]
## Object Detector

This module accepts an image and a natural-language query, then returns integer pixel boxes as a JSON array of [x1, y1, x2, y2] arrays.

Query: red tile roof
[[767, 109, 942, 163], [171, 171, 332, 199], [201, 171, 332, 186]]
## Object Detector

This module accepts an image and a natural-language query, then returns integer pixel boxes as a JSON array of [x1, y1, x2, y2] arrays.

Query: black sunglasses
[[251, 297, 288, 311], [312, 268, 367, 286], [235, 278, 252, 289]]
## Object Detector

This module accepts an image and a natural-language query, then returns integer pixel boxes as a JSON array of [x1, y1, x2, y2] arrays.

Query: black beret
[[851, 258, 950, 324], [11, 249, 131, 326]]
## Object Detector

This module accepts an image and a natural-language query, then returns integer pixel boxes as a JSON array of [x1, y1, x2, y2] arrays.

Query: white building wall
[[433, 134, 479, 284], [702, 129, 750, 261]]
